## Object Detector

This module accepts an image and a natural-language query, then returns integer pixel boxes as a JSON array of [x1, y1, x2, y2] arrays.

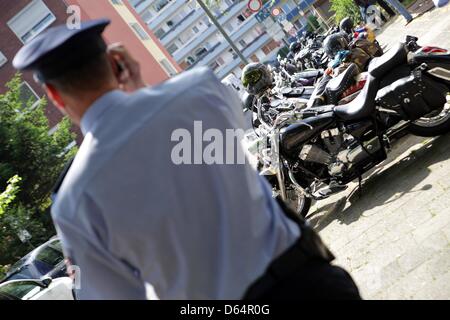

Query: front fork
[[270, 132, 287, 201]]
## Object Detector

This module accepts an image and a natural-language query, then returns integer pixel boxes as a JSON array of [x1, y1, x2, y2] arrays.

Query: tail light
[[420, 46, 448, 54]]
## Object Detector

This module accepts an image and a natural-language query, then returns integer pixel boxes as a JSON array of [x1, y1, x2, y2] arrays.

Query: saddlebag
[[376, 68, 448, 121]]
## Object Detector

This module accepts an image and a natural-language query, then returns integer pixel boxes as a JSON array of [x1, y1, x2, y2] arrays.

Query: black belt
[[243, 199, 335, 300]]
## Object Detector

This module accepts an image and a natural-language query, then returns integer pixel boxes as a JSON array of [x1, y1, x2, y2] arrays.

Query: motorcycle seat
[[294, 70, 323, 79], [333, 75, 380, 121], [283, 88, 306, 98], [369, 42, 407, 79], [325, 63, 359, 105]]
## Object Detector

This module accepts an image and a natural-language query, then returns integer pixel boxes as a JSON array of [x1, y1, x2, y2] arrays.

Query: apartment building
[[129, 0, 284, 79], [0, 0, 69, 128], [0, 0, 180, 141], [66, 0, 181, 84]]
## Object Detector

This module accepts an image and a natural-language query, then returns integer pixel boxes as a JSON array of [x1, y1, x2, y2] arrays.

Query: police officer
[[13, 19, 361, 300]]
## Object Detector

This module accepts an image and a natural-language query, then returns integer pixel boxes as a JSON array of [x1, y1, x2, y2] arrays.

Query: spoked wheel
[[408, 95, 450, 137], [285, 188, 312, 218]]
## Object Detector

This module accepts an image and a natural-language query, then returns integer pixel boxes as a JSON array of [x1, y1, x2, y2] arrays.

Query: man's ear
[[43, 83, 65, 111]]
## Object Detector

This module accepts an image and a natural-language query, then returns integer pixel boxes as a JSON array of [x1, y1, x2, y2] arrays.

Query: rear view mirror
[[41, 277, 52, 288]]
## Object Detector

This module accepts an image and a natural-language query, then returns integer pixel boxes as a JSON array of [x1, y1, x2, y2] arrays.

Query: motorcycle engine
[[299, 128, 382, 178]]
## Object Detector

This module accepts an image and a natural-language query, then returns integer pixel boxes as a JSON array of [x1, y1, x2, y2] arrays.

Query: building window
[[186, 56, 195, 66], [154, 0, 170, 12], [141, 9, 153, 23], [209, 61, 220, 71], [194, 47, 208, 58], [187, 1, 197, 10], [160, 58, 177, 76], [0, 51, 7, 68], [130, 22, 150, 40], [202, 17, 212, 27], [250, 54, 259, 62], [154, 28, 165, 39], [130, 0, 145, 8], [19, 82, 40, 109], [224, 22, 233, 33], [282, 2, 296, 13], [8, 0, 56, 43], [167, 43, 178, 55], [228, 48, 238, 59], [237, 14, 246, 23]]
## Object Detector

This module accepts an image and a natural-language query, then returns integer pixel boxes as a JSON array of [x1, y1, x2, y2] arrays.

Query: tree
[[0, 74, 77, 272], [307, 15, 321, 32], [331, 0, 362, 24]]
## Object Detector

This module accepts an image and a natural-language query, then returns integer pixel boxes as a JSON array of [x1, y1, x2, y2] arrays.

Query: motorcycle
[[243, 36, 450, 217], [294, 35, 329, 71]]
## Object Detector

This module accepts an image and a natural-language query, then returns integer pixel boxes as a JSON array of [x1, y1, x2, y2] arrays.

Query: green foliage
[[277, 46, 289, 59], [330, 0, 362, 24], [0, 175, 21, 216], [0, 74, 77, 272]]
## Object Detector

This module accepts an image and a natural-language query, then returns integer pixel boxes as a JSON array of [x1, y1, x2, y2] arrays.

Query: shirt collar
[[80, 90, 128, 136]]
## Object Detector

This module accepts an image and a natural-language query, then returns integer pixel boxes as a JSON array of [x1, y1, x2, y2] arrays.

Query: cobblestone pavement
[[376, 4, 450, 50], [311, 6, 450, 300]]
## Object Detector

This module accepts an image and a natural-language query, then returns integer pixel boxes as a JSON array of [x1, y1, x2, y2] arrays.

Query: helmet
[[323, 33, 349, 58], [289, 41, 302, 54], [339, 17, 354, 35], [241, 63, 273, 96]]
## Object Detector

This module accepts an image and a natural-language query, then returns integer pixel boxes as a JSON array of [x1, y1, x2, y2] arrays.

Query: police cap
[[13, 19, 111, 83]]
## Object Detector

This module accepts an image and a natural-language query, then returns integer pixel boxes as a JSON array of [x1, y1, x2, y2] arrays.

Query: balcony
[[132, 0, 156, 14], [147, 0, 186, 31], [172, 1, 247, 62], [186, 17, 258, 70], [298, 0, 316, 12], [160, 9, 204, 46], [216, 32, 272, 79]]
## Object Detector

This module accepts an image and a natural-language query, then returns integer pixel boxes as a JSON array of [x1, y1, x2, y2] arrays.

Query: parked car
[[1, 237, 67, 283], [0, 277, 74, 300]]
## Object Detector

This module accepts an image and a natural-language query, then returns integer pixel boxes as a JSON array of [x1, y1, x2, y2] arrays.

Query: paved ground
[[407, 0, 435, 15], [376, 3, 450, 50], [311, 5, 450, 299]]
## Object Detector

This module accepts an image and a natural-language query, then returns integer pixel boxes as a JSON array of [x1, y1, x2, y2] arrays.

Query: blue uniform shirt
[[52, 67, 300, 299]]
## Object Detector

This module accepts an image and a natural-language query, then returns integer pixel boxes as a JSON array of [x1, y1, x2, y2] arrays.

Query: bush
[[331, 0, 362, 24]]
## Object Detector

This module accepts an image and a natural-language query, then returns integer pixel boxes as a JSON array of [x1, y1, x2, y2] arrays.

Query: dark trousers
[[243, 200, 361, 300], [244, 259, 361, 300]]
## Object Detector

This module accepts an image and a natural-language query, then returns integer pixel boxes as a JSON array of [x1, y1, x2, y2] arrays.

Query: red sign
[[272, 7, 281, 16], [247, 0, 262, 12]]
